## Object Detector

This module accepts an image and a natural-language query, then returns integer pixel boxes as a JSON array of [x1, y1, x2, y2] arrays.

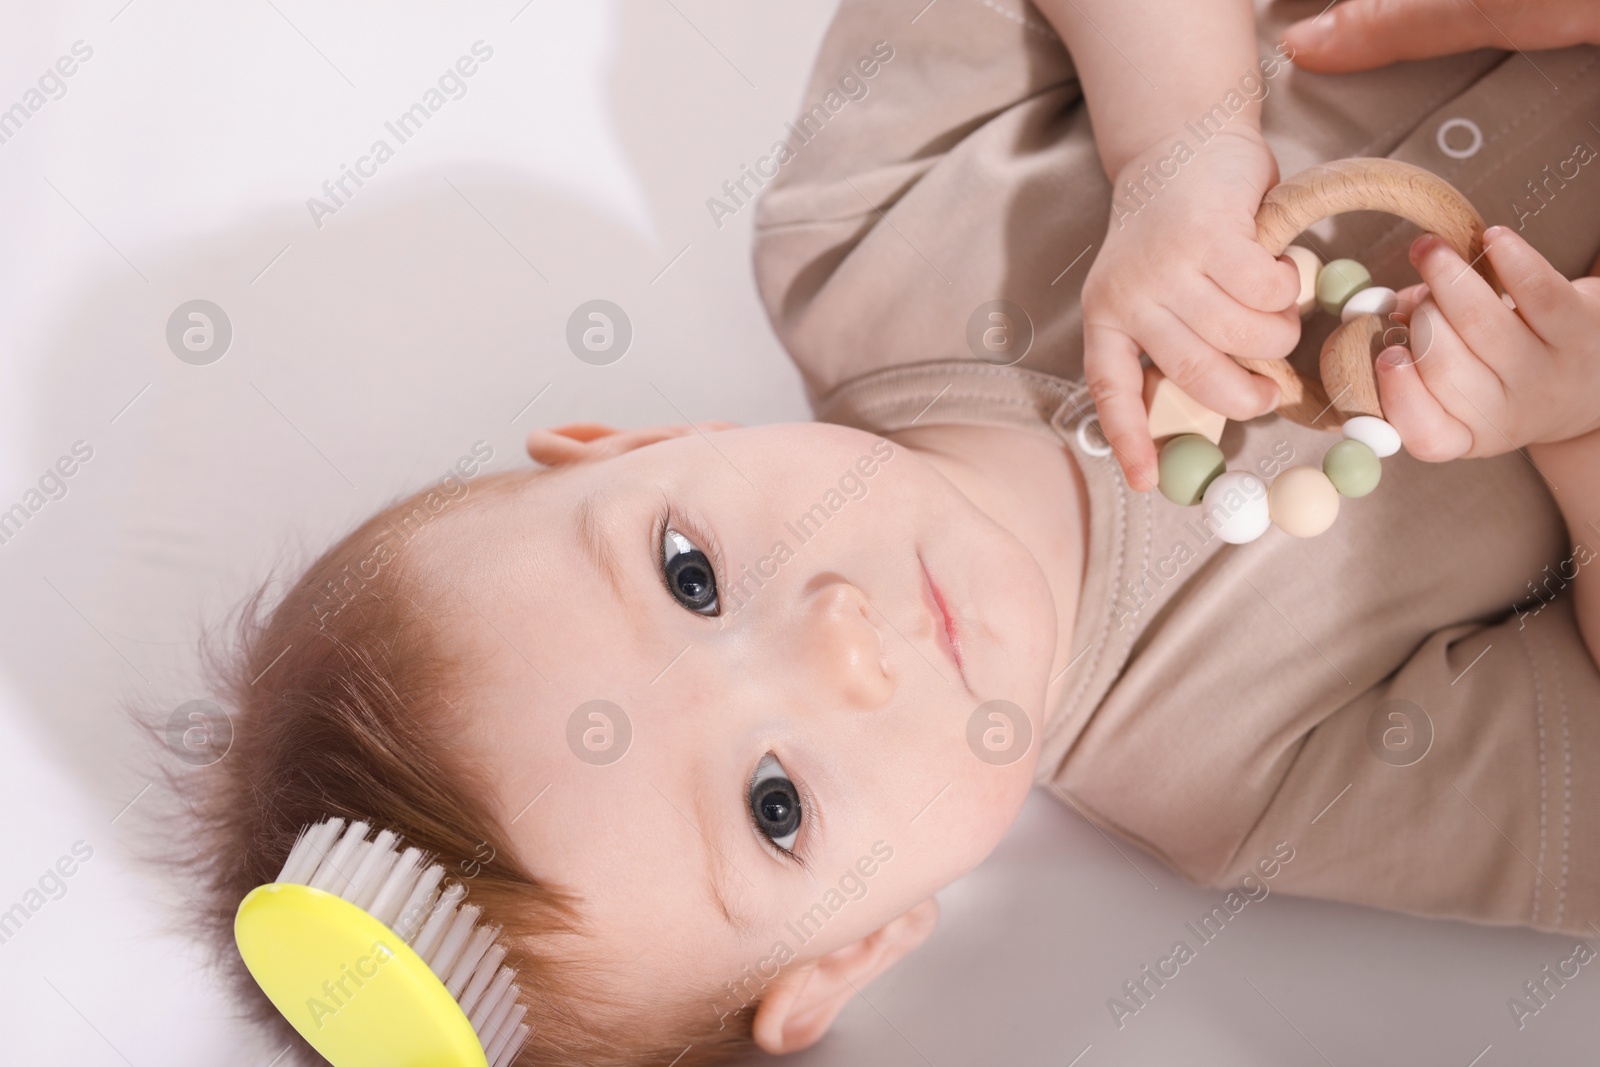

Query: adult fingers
[[1083, 322, 1159, 491], [1280, 0, 1497, 73], [1138, 305, 1281, 423], [1204, 233, 1301, 313], [1374, 344, 1474, 462]]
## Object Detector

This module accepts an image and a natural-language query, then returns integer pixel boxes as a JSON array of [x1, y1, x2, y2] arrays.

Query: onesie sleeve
[[1210, 587, 1600, 935], [751, 0, 1094, 404]]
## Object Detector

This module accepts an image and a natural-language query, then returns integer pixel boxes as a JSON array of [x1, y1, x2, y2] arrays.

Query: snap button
[[1075, 413, 1114, 457], [1436, 117, 1483, 160]]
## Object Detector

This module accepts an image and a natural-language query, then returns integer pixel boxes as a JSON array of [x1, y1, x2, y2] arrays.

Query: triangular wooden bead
[[1143, 366, 1227, 445]]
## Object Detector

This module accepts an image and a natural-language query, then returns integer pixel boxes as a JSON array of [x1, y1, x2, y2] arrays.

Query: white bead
[[1341, 285, 1398, 323], [1285, 246, 1321, 317], [1342, 415, 1401, 457], [1201, 470, 1271, 544]]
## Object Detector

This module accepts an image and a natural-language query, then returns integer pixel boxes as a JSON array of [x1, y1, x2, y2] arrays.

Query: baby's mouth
[[918, 555, 967, 686]]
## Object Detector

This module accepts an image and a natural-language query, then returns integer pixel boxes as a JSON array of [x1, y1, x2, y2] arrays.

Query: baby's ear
[[751, 897, 939, 1055], [524, 421, 739, 466]]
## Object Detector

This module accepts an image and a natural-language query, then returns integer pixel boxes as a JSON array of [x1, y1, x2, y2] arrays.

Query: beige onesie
[[752, 0, 1600, 936]]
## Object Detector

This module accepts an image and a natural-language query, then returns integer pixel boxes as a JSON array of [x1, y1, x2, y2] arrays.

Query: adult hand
[[1281, 0, 1600, 73]]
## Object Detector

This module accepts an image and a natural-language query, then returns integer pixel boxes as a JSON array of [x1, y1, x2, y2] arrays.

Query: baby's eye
[[661, 528, 719, 615], [749, 753, 802, 852]]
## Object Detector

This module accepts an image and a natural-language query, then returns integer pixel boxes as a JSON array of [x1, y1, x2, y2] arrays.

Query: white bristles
[[270, 818, 528, 1063], [307, 820, 370, 893], [392, 863, 447, 942], [409, 882, 467, 963], [489, 1017, 530, 1067], [470, 966, 517, 1034], [428, 904, 484, 978], [446, 924, 499, 998], [345, 829, 400, 910], [458, 944, 507, 1015], [279, 818, 345, 886], [366, 846, 425, 928]]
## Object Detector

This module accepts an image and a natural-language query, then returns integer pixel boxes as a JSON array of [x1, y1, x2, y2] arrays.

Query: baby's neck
[[883, 421, 1089, 728]]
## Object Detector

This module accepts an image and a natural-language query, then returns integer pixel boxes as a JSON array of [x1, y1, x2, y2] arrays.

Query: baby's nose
[[799, 579, 895, 711]]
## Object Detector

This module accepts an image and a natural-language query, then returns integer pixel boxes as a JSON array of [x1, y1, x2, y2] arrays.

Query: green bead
[[1316, 258, 1372, 316], [1158, 434, 1226, 506], [1322, 438, 1382, 497]]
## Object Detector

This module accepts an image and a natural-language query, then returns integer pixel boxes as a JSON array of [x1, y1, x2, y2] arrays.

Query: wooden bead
[[1319, 313, 1386, 421], [1268, 466, 1340, 537], [1317, 259, 1372, 316], [1143, 366, 1227, 444], [1322, 439, 1382, 497], [1341, 286, 1398, 323], [1201, 471, 1271, 543], [1157, 434, 1226, 506], [1285, 246, 1321, 317], [1341, 414, 1401, 457]]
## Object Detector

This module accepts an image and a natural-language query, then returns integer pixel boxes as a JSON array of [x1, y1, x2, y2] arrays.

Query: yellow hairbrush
[[234, 818, 529, 1067]]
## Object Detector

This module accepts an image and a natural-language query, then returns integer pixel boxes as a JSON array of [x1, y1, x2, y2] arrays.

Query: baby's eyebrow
[[688, 773, 761, 938], [575, 491, 628, 606]]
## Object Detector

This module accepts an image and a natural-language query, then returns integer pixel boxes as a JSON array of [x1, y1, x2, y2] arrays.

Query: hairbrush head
[[234, 818, 529, 1067]]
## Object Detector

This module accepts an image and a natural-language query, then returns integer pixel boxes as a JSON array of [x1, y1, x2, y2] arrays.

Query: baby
[[190, 0, 1600, 1063]]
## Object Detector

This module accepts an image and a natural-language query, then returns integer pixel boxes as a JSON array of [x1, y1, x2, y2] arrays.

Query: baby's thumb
[[1281, 0, 1494, 73]]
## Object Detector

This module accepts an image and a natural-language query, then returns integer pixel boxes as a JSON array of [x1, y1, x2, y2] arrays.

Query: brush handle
[[1237, 157, 1497, 428]]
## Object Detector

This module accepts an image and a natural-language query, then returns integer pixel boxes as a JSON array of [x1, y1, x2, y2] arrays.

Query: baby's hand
[[1082, 128, 1301, 490], [1377, 228, 1600, 460]]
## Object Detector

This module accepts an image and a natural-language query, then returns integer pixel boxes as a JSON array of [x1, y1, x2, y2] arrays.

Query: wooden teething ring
[[1237, 157, 1501, 429]]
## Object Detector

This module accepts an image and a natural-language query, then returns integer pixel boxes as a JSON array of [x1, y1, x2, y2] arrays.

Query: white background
[[0, 1, 1595, 1065]]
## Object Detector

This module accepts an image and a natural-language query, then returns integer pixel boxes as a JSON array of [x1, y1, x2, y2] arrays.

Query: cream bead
[[1341, 414, 1402, 457], [1268, 466, 1341, 537], [1201, 471, 1271, 544], [1284, 245, 1321, 317], [1340, 285, 1398, 323]]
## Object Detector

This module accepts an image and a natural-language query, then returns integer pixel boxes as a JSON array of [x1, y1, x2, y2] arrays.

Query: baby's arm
[[1381, 233, 1600, 664], [1531, 419, 1600, 667], [1525, 256, 1600, 665], [1034, 0, 1259, 181], [1034, 0, 1301, 490]]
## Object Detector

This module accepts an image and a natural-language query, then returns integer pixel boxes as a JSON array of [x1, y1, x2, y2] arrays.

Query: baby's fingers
[[1204, 233, 1300, 314], [1178, 278, 1302, 362], [1374, 344, 1474, 462], [1139, 307, 1280, 423], [1481, 225, 1591, 348], [1084, 323, 1158, 491], [1409, 233, 1522, 374]]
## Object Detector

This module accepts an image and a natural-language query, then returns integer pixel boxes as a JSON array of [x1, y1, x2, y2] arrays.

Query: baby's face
[[442, 421, 1059, 1015]]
